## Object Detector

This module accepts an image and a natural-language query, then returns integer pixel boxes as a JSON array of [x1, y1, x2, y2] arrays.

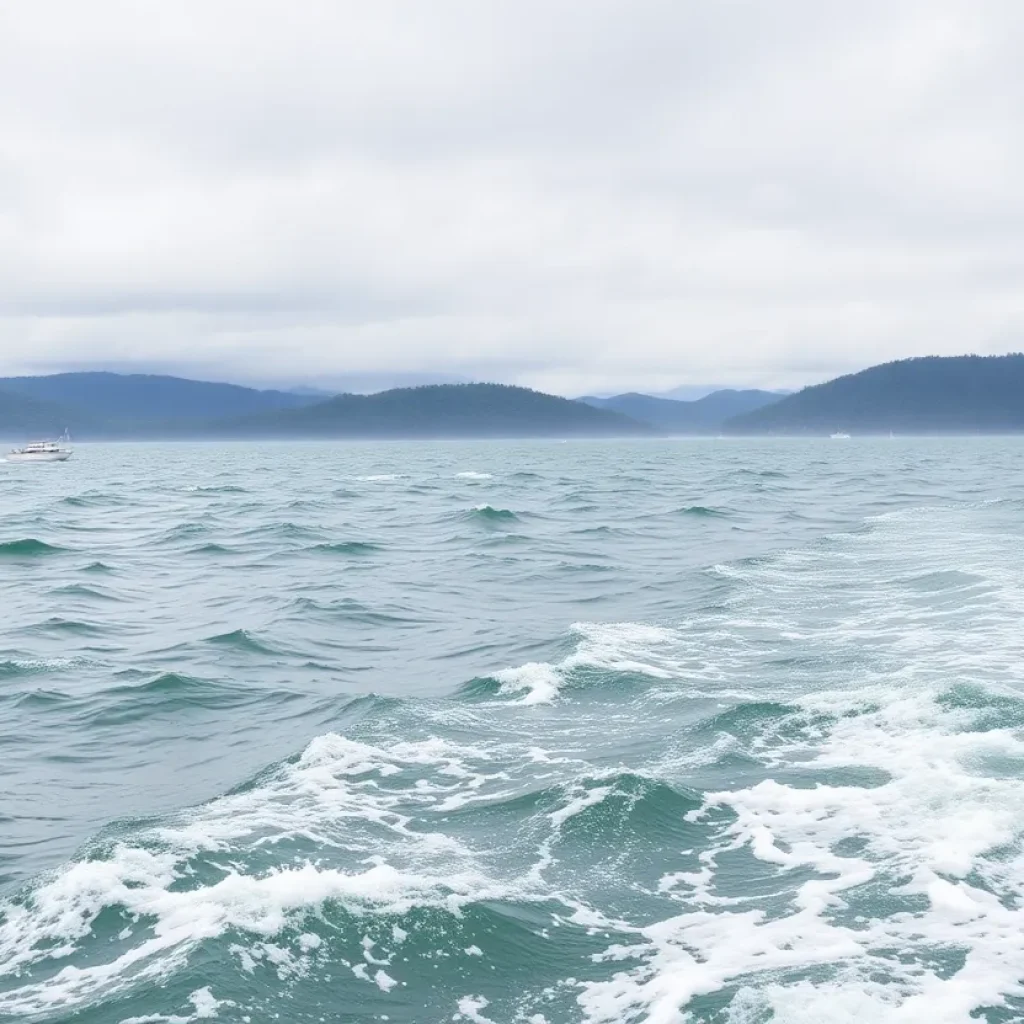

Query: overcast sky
[[2, 1, 1023, 395]]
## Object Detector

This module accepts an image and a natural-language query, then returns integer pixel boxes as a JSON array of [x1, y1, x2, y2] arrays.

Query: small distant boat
[[830, 432, 851, 440], [8, 431, 73, 463]]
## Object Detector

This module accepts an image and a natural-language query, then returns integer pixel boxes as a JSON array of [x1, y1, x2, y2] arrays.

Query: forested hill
[[8, 359, 1024, 438], [727, 355, 1024, 434], [0, 379, 652, 438], [0, 372, 317, 422], [211, 383, 653, 438], [0, 390, 102, 435]]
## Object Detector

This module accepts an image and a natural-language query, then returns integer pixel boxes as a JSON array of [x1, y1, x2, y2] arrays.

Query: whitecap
[[456, 995, 496, 1024], [0, 732, 533, 1018], [117, 987, 230, 1024], [374, 969, 397, 992], [488, 620, 687, 706], [493, 663, 563, 704], [578, 502, 1024, 1022]]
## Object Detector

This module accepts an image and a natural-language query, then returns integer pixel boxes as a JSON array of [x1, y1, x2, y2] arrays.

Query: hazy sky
[[2, 1, 1023, 395]]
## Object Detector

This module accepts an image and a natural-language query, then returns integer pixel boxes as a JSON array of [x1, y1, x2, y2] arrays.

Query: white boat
[[8, 431, 73, 463], [830, 432, 851, 439]]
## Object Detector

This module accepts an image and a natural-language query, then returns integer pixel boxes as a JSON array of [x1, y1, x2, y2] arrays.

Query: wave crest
[[0, 538, 64, 557]]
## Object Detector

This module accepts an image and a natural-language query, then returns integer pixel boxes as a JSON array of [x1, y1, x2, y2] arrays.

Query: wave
[[491, 663, 562, 704], [455, 472, 493, 480], [113, 671, 213, 696], [552, 560, 615, 574], [477, 532, 528, 547], [47, 583, 123, 602], [0, 731, 532, 1018], [0, 538, 64, 557], [240, 521, 324, 542], [184, 542, 239, 555], [568, 525, 628, 536], [159, 523, 209, 543], [433, 768, 704, 854], [10, 688, 73, 709], [290, 597, 419, 626], [696, 700, 807, 752], [78, 674, 300, 724], [0, 857, 497, 1019], [60, 489, 129, 509], [184, 484, 248, 494], [467, 505, 519, 523], [678, 505, 731, 518], [895, 568, 989, 592], [307, 541, 382, 556], [203, 629, 282, 656], [0, 655, 88, 679], [730, 467, 790, 482], [23, 616, 105, 637], [471, 621, 683, 705], [547, 772, 702, 838], [81, 561, 116, 574]]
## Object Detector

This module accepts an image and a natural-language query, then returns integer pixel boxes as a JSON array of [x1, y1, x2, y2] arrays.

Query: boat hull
[[6, 451, 72, 463]]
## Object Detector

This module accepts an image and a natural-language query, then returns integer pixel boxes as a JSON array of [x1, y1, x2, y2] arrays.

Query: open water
[[1, 438, 1024, 1023]]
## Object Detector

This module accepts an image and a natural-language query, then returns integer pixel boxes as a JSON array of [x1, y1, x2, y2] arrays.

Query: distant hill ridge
[[4, 358, 1023, 439], [726, 354, 1024, 434], [0, 389, 102, 434], [212, 383, 653, 438], [0, 375, 652, 439], [579, 389, 782, 432], [0, 372, 317, 423]]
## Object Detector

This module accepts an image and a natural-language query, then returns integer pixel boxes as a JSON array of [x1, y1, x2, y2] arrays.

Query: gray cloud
[[2, 0, 1023, 394]]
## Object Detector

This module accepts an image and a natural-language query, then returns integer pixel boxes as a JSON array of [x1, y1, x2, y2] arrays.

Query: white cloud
[[1, 0, 1023, 394]]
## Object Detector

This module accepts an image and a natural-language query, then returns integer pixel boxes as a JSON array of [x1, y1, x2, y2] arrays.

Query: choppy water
[[2, 438, 1024, 1023]]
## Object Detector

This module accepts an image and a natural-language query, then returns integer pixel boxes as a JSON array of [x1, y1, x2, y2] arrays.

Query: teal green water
[[2, 439, 1024, 1023]]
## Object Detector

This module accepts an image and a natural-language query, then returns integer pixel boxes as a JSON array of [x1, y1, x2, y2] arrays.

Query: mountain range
[[0, 375, 652, 439], [2, 356, 1023, 439]]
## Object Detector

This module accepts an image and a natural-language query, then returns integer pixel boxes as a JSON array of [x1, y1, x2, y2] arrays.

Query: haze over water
[[2, 438, 1023, 1023]]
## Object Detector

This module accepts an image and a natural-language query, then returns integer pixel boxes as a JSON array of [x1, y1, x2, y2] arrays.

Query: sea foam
[[579, 503, 1024, 1023], [0, 732, 530, 1018]]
